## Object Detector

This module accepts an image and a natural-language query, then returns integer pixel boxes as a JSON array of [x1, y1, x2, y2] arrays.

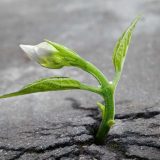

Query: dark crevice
[[104, 129, 160, 160], [41, 145, 80, 160], [67, 97, 160, 120], [108, 131, 160, 139], [148, 123, 160, 128], [10, 151, 26, 160], [108, 133, 160, 149], [107, 135, 160, 149], [125, 155, 150, 160], [2, 127, 96, 158], [0, 146, 24, 152], [66, 97, 100, 135], [1, 132, 94, 159], [115, 111, 160, 120], [105, 138, 153, 160]]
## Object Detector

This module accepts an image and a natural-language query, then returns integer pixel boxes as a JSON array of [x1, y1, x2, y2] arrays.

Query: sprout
[[0, 16, 141, 143], [20, 41, 84, 69]]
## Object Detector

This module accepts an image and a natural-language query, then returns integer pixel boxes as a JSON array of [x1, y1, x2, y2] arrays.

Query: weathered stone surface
[[0, 0, 160, 159]]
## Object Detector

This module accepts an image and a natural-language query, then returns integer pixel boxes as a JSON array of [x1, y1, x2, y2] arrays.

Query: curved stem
[[76, 58, 116, 143], [79, 59, 110, 88]]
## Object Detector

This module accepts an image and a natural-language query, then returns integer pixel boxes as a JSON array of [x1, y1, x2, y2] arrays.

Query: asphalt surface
[[0, 0, 160, 159]]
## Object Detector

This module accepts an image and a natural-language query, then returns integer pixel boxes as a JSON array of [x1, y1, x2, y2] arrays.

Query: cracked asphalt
[[0, 0, 160, 159]]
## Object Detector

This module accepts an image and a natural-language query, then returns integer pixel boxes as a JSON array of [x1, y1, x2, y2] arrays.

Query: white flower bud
[[20, 42, 57, 61], [20, 40, 86, 69], [20, 42, 64, 69]]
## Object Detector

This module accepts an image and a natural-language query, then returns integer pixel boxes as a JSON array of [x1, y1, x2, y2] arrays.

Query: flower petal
[[19, 44, 38, 61]]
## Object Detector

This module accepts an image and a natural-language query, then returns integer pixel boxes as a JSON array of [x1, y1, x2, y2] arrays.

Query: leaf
[[112, 16, 140, 73], [45, 39, 89, 70], [107, 120, 115, 127], [0, 77, 82, 99], [45, 39, 79, 57], [97, 102, 105, 120]]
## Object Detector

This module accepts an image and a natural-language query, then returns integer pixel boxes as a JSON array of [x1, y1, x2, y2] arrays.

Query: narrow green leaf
[[45, 39, 79, 57], [45, 40, 87, 68], [112, 16, 140, 73], [0, 77, 82, 99]]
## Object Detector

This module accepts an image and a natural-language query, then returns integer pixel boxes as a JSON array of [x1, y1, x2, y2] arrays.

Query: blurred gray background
[[0, 0, 159, 109], [0, 0, 160, 159]]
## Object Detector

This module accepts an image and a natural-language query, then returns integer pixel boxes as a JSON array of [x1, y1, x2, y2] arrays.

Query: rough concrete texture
[[0, 0, 160, 159]]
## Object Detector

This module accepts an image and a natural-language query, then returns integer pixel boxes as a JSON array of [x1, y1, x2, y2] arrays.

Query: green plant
[[0, 17, 140, 143]]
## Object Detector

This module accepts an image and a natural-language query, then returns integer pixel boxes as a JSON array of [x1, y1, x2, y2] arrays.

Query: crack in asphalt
[[115, 111, 160, 120], [0, 98, 159, 159], [0, 133, 94, 159], [67, 97, 160, 120], [125, 155, 150, 160], [1, 141, 86, 159]]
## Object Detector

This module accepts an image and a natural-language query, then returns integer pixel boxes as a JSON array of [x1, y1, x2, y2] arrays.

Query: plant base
[[95, 121, 110, 144]]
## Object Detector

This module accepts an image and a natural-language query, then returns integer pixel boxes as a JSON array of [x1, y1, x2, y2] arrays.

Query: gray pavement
[[0, 0, 160, 159]]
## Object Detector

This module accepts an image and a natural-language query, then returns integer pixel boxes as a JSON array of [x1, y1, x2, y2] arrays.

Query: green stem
[[80, 60, 110, 88], [77, 58, 116, 143], [80, 83, 102, 95], [95, 89, 115, 143], [95, 120, 110, 144]]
